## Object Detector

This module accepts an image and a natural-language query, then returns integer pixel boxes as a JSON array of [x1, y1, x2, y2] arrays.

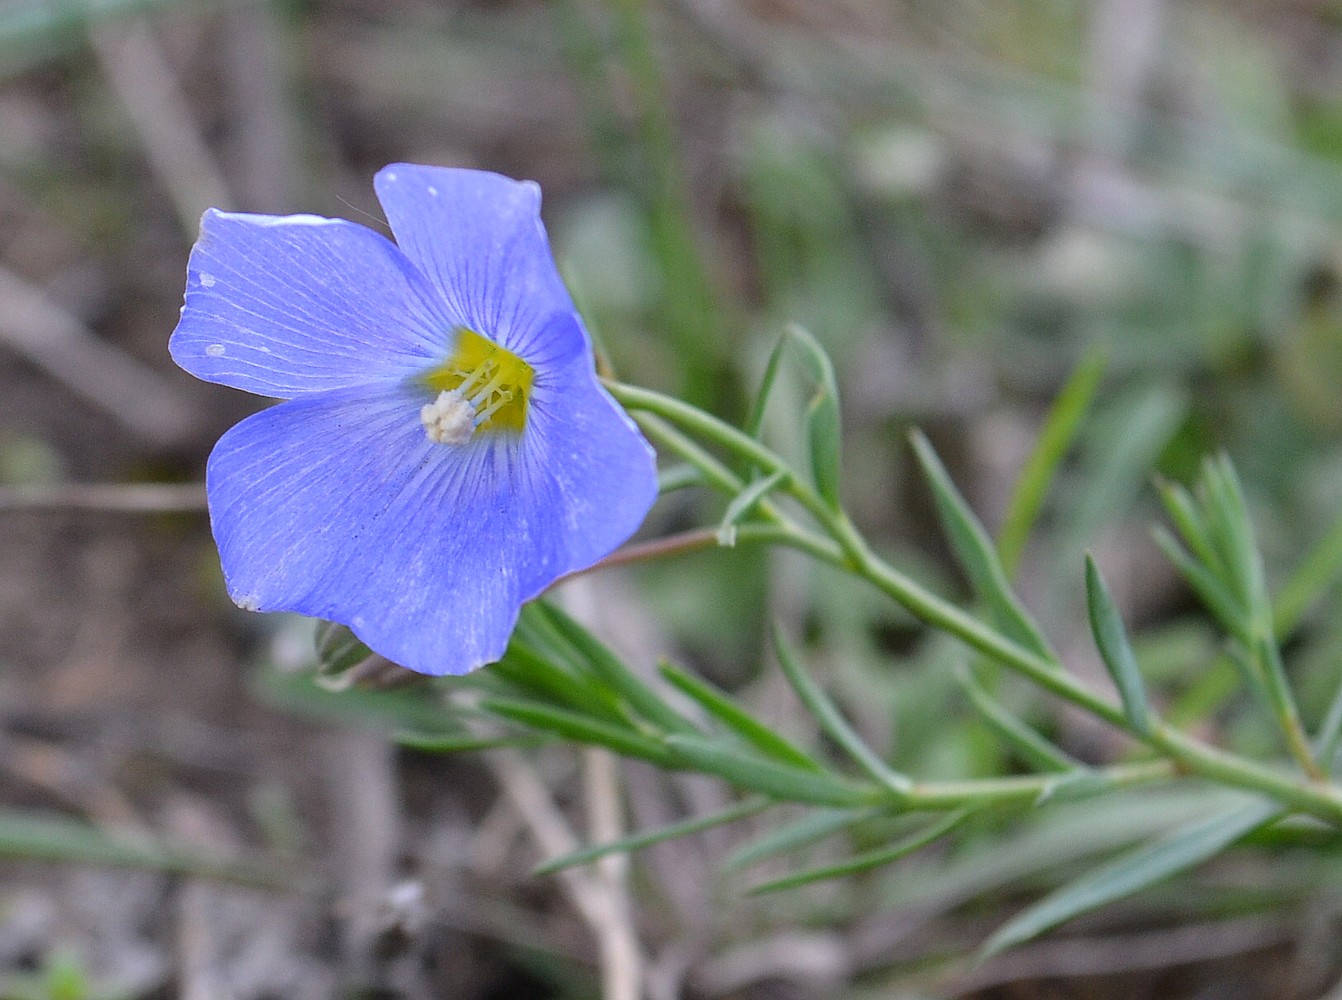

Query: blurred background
[[5, 0, 1342, 997]]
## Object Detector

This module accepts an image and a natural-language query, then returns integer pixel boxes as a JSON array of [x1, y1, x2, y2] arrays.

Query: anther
[[421, 389, 477, 445], [420, 328, 535, 441]]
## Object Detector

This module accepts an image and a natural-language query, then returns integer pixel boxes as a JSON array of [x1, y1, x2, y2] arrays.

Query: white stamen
[[421, 389, 477, 445], [475, 366, 510, 402], [475, 390, 513, 424], [457, 362, 491, 395]]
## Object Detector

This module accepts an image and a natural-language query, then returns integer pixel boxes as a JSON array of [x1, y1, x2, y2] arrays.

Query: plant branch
[[610, 380, 1342, 828]]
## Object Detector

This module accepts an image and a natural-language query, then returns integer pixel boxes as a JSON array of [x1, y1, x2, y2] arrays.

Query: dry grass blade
[[0, 482, 206, 512], [91, 18, 234, 234], [0, 266, 199, 447]]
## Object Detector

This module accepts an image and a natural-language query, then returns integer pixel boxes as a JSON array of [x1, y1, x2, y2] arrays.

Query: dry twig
[[488, 750, 645, 1000], [0, 482, 206, 513], [0, 267, 199, 448], [91, 18, 234, 236], [942, 917, 1293, 997]]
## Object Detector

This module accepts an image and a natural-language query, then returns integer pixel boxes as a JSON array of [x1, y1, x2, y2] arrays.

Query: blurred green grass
[[7, 0, 1342, 995]]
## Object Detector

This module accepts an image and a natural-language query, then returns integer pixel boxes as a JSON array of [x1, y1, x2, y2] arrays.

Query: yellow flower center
[[419, 329, 534, 443]]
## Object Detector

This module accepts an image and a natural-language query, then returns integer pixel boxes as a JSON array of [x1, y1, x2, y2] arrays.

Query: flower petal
[[170, 209, 453, 398], [525, 354, 660, 574], [206, 378, 655, 675], [373, 164, 588, 370]]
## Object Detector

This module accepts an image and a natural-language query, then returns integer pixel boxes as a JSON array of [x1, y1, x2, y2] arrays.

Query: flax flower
[[169, 165, 657, 675]]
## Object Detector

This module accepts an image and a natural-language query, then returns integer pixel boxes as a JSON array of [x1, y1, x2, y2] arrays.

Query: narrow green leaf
[[884, 788, 1248, 911], [1255, 639, 1295, 731], [806, 397, 842, 509], [0, 810, 281, 887], [663, 734, 876, 807], [1153, 529, 1250, 644], [1274, 507, 1342, 636], [1202, 455, 1270, 631], [787, 324, 843, 508], [514, 604, 673, 732], [1084, 554, 1153, 738], [723, 807, 883, 872], [396, 732, 547, 754], [657, 463, 702, 494], [251, 665, 458, 737], [718, 468, 788, 546], [313, 621, 374, 677], [1154, 477, 1222, 575], [512, 600, 584, 665], [658, 661, 824, 772], [492, 641, 630, 725], [998, 350, 1106, 576], [480, 698, 676, 767], [534, 797, 771, 875], [744, 331, 792, 440], [957, 668, 1079, 772], [533, 602, 699, 736], [1198, 460, 1241, 577], [981, 799, 1281, 957], [748, 809, 971, 894], [1314, 672, 1342, 771], [772, 627, 912, 796], [910, 429, 1053, 660]]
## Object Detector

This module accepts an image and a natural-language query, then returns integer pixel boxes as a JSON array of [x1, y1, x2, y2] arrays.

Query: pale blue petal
[[206, 378, 655, 675], [373, 164, 588, 370], [170, 209, 454, 398], [524, 359, 660, 577]]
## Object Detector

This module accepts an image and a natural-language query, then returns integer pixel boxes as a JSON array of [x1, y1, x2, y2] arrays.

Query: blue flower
[[169, 165, 658, 676]]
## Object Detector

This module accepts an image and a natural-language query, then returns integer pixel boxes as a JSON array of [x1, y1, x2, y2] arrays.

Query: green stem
[[1257, 636, 1324, 780], [850, 515, 1342, 823], [589, 523, 843, 574], [907, 761, 1174, 810], [608, 381, 840, 534], [633, 411, 747, 496], [609, 380, 1342, 827], [627, 409, 844, 567]]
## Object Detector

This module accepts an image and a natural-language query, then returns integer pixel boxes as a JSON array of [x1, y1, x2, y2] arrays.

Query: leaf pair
[[983, 798, 1281, 957], [746, 323, 842, 509], [537, 627, 944, 887], [506, 607, 887, 808], [1156, 459, 1320, 777], [910, 430, 1054, 663]]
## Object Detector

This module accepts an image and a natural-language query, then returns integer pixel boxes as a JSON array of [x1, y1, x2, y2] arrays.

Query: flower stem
[[907, 760, 1174, 811], [609, 380, 1342, 827], [587, 523, 842, 574], [608, 381, 839, 531]]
